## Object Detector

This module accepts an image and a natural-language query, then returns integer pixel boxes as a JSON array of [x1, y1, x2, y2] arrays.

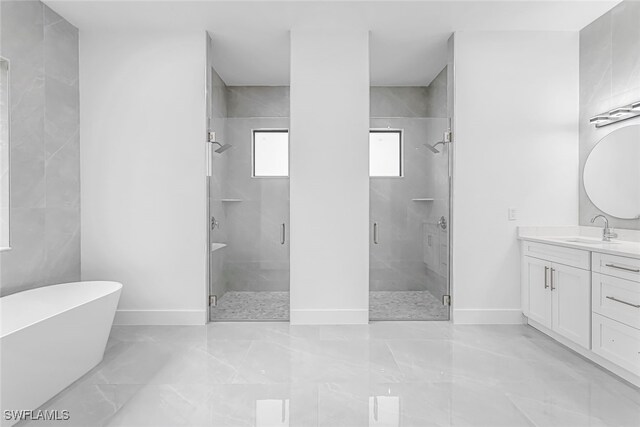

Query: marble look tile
[[0, 1, 44, 95], [209, 65, 228, 119], [44, 5, 79, 87], [226, 86, 289, 118], [0, 0, 81, 294], [221, 117, 290, 295], [44, 76, 79, 164], [4, 2, 46, 210], [579, 1, 640, 231], [424, 66, 448, 118], [318, 382, 370, 427], [370, 87, 429, 118], [213, 384, 318, 427], [21, 384, 140, 427], [369, 320, 454, 340], [611, 1, 640, 99], [109, 325, 209, 344], [580, 11, 612, 107], [233, 338, 404, 385], [369, 117, 450, 295], [205, 321, 320, 343], [0, 207, 45, 295], [9, 138, 45, 209], [504, 378, 640, 427], [44, 129, 80, 207], [106, 384, 214, 427], [26, 323, 640, 426], [44, 206, 80, 284]]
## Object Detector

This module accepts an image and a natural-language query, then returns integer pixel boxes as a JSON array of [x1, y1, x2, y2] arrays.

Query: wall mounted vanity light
[[590, 100, 640, 128]]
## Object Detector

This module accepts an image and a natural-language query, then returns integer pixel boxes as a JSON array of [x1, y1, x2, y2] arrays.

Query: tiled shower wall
[[0, 1, 80, 296], [222, 86, 290, 293], [369, 67, 449, 297], [579, 0, 640, 230], [208, 35, 229, 302]]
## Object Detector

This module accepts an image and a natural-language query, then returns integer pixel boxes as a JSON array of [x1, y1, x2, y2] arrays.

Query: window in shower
[[369, 129, 402, 177], [252, 129, 289, 177]]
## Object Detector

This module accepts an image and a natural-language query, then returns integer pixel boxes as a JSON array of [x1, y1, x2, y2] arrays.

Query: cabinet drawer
[[593, 253, 640, 283], [592, 273, 640, 329], [592, 313, 640, 376], [522, 241, 590, 270]]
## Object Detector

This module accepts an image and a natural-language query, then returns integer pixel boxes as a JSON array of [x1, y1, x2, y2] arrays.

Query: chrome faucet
[[590, 215, 618, 242]]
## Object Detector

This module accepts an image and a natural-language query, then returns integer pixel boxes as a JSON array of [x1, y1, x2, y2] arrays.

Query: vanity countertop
[[518, 226, 640, 260], [518, 235, 640, 260]]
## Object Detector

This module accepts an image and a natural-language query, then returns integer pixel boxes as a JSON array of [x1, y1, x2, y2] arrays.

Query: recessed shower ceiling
[[45, 0, 618, 86]]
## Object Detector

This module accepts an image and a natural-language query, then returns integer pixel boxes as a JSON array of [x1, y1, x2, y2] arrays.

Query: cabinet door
[[551, 263, 591, 349], [524, 256, 552, 328]]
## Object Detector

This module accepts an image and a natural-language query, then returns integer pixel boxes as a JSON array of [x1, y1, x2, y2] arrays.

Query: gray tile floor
[[22, 322, 640, 426], [210, 291, 449, 321]]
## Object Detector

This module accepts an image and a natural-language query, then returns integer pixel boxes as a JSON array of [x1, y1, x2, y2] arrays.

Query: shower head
[[212, 141, 233, 153]]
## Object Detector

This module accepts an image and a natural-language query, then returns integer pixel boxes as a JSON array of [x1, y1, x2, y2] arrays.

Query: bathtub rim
[[0, 281, 122, 339]]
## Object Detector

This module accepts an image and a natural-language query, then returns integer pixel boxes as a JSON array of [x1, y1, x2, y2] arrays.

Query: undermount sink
[[557, 237, 620, 245]]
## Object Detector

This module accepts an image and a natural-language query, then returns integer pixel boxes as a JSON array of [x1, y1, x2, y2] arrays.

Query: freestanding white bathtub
[[0, 281, 121, 426]]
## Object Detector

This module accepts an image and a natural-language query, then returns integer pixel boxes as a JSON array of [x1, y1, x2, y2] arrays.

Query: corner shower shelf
[[411, 198, 435, 202], [210, 243, 227, 252]]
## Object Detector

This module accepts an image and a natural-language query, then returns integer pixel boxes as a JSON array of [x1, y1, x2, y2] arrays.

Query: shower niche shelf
[[411, 198, 434, 202], [219, 199, 243, 202]]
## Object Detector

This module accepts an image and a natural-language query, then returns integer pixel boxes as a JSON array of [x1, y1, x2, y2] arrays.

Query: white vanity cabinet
[[521, 238, 640, 386], [521, 242, 591, 349], [591, 253, 640, 377]]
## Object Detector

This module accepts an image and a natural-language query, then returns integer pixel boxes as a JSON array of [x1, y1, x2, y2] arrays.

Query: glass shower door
[[369, 117, 451, 321]]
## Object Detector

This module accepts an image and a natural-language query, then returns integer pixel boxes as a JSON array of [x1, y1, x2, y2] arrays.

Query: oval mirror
[[583, 125, 640, 220]]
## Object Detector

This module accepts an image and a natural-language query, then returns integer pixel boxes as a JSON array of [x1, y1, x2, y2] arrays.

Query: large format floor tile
[[19, 323, 640, 427]]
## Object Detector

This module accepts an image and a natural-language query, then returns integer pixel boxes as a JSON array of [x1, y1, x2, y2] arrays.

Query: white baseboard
[[290, 309, 368, 325], [453, 308, 523, 325], [113, 309, 206, 325]]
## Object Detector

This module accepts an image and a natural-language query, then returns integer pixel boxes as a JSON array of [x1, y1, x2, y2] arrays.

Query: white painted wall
[[80, 31, 207, 325], [452, 31, 579, 324], [289, 29, 370, 324]]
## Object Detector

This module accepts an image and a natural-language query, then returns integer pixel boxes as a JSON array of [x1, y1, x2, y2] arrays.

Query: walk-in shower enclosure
[[206, 37, 290, 321], [369, 68, 452, 321]]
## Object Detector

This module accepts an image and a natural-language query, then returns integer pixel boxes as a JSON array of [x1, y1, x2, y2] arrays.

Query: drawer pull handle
[[605, 264, 640, 273], [605, 296, 640, 308]]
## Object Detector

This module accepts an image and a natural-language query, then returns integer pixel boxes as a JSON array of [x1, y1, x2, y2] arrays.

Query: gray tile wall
[[207, 35, 229, 303], [0, 1, 80, 296], [370, 67, 447, 118], [580, 1, 640, 230], [226, 86, 289, 118], [210, 86, 290, 294], [369, 69, 449, 297], [223, 116, 290, 292]]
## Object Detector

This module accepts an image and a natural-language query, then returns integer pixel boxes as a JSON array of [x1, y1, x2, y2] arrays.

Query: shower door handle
[[281, 223, 286, 245], [373, 223, 379, 244]]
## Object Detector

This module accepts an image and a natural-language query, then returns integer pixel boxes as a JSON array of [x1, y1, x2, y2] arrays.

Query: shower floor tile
[[210, 291, 290, 321], [210, 291, 447, 321], [369, 291, 449, 321]]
